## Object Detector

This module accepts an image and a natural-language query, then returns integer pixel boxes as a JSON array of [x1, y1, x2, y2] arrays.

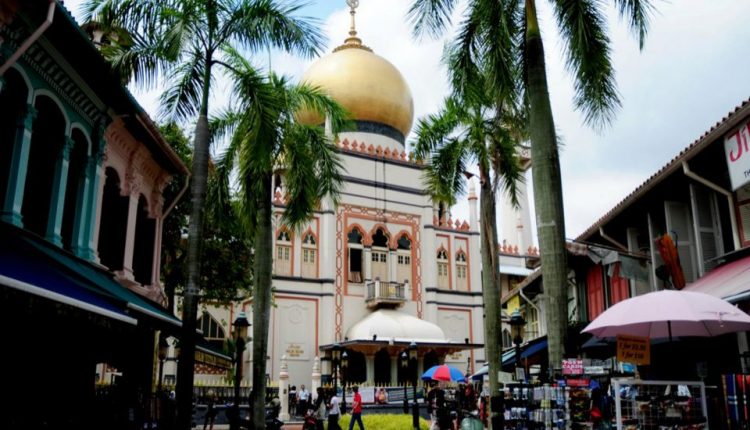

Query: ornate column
[[365, 354, 375, 384], [70, 159, 91, 257], [390, 354, 398, 386], [45, 136, 75, 246], [1, 104, 36, 226], [389, 249, 397, 283], [311, 356, 321, 395], [118, 173, 141, 281], [364, 247, 372, 281], [79, 127, 107, 261], [279, 355, 290, 421]]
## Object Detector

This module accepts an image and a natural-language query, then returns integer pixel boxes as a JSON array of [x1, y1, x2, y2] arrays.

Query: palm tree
[[82, 1, 324, 427], [412, 73, 524, 407], [212, 47, 349, 430], [408, 0, 654, 373]]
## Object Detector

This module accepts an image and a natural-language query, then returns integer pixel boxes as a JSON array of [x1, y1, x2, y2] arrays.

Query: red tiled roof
[[576, 98, 750, 241]]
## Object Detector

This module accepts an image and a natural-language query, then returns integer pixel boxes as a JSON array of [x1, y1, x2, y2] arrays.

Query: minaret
[[468, 179, 478, 231]]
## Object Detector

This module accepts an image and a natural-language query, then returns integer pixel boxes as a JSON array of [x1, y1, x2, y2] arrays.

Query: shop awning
[[0, 223, 181, 328], [684, 254, 750, 303]]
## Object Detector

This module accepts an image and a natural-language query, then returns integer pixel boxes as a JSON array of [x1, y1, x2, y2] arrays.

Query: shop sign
[[724, 121, 750, 190], [562, 359, 584, 375], [616, 335, 650, 365], [584, 366, 607, 375], [566, 378, 590, 387]]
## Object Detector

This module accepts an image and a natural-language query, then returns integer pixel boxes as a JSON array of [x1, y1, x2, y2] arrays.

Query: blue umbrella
[[421, 364, 466, 382]]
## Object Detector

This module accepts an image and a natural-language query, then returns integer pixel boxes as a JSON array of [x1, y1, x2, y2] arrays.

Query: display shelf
[[611, 378, 708, 430]]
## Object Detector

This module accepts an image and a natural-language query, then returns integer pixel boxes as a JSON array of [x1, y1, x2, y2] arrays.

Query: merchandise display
[[611, 378, 707, 430]]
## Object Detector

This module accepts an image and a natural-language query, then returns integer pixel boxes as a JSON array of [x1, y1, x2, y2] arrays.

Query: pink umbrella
[[582, 290, 750, 339]]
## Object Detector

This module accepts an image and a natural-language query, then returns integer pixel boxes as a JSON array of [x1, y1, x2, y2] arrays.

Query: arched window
[[396, 234, 412, 285], [456, 250, 468, 291], [198, 312, 227, 350], [275, 228, 292, 276], [61, 128, 89, 252], [348, 227, 364, 283], [22, 95, 66, 238], [301, 231, 317, 278], [370, 228, 389, 282], [133, 195, 156, 285], [437, 248, 449, 289], [0, 68, 30, 210], [374, 348, 391, 385], [98, 167, 128, 271]]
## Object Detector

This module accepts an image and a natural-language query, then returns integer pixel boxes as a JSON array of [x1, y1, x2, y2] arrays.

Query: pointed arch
[[274, 225, 294, 276], [368, 223, 391, 248], [301, 227, 318, 278], [391, 230, 413, 250], [346, 223, 367, 245]]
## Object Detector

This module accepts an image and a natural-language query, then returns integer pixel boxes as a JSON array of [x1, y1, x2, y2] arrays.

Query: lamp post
[[231, 312, 250, 430], [509, 309, 526, 381], [409, 341, 419, 430], [341, 351, 349, 412], [332, 343, 342, 398], [400, 351, 409, 414], [158, 335, 169, 393]]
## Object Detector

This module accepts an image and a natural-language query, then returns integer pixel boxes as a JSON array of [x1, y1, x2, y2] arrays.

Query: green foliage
[[159, 123, 253, 308], [338, 414, 431, 430]]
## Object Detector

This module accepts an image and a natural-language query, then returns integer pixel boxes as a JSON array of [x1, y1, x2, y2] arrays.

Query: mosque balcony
[[365, 280, 406, 309]]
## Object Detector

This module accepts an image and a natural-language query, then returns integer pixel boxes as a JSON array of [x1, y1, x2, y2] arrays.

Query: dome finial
[[346, 0, 359, 37], [335, 0, 369, 51]]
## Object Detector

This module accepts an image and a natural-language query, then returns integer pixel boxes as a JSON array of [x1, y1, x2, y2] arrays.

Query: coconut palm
[[211, 47, 349, 430], [408, 0, 654, 375], [82, 1, 323, 427], [412, 72, 524, 406]]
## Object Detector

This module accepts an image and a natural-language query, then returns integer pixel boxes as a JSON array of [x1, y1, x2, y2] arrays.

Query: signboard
[[507, 295, 521, 315], [724, 122, 750, 190], [584, 366, 607, 375], [616, 335, 651, 365], [567, 378, 590, 387], [562, 359, 584, 375]]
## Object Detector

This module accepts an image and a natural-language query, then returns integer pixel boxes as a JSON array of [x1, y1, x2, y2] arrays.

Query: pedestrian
[[313, 387, 327, 430], [347, 385, 365, 430], [298, 384, 310, 417], [203, 391, 218, 430], [289, 385, 298, 417], [328, 388, 342, 430]]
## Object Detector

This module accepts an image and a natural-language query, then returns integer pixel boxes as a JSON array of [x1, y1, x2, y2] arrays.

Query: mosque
[[189, 1, 536, 389]]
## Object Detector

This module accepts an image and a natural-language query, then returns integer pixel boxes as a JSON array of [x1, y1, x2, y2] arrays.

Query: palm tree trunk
[[525, 0, 568, 373], [176, 58, 213, 429], [479, 166, 502, 428], [252, 172, 273, 430]]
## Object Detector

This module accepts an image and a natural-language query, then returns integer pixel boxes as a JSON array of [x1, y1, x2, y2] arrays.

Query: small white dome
[[346, 309, 447, 343]]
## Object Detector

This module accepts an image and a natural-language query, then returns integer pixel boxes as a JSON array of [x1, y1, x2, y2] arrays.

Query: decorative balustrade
[[365, 280, 406, 308]]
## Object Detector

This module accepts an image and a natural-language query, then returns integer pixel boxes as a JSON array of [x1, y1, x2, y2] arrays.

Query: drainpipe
[[0, 0, 56, 77], [682, 161, 741, 250], [598, 227, 628, 251], [162, 174, 190, 219]]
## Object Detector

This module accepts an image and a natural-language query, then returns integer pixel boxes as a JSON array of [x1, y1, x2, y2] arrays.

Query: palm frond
[[159, 47, 206, 122], [224, 0, 325, 58], [553, 0, 620, 128], [407, 0, 459, 39], [613, 0, 654, 50]]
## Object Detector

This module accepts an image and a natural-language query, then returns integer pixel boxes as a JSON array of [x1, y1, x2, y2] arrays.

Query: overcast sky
[[67, 0, 750, 242]]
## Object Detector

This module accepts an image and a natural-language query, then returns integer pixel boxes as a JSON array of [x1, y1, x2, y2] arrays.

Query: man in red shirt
[[347, 386, 365, 430]]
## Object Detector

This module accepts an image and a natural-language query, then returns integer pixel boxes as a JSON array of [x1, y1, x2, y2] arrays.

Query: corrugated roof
[[577, 98, 750, 241]]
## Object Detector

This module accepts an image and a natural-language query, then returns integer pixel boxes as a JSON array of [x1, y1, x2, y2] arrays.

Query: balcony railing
[[365, 280, 406, 308]]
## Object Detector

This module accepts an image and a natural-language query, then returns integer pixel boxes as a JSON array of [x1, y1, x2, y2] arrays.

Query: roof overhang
[[319, 339, 483, 357]]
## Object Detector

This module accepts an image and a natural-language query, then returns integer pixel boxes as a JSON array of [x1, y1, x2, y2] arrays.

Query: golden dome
[[297, 22, 414, 140]]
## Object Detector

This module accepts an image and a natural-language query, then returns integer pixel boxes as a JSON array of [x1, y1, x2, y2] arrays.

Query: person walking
[[313, 387, 327, 430], [203, 391, 218, 430], [289, 385, 298, 417], [328, 388, 342, 430], [298, 384, 310, 417], [347, 386, 364, 430]]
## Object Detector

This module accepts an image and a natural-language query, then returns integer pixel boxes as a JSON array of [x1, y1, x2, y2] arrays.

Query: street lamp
[[332, 342, 342, 398], [400, 351, 409, 414], [158, 335, 169, 393], [230, 312, 250, 430], [409, 341, 419, 430], [341, 351, 349, 412], [509, 309, 526, 380]]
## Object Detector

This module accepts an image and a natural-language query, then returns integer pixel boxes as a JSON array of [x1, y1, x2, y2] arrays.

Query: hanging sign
[[616, 335, 650, 365], [724, 121, 750, 190], [562, 359, 584, 375]]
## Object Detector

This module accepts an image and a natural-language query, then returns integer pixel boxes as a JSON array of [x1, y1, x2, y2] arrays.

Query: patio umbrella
[[421, 364, 466, 382], [582, 290, 750, 340]]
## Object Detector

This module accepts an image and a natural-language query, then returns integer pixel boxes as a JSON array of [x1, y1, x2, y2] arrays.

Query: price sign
[[616, 335, 650, 365]]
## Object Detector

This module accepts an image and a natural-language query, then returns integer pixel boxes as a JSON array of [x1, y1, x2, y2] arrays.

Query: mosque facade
[[190, 3, 535, 389]]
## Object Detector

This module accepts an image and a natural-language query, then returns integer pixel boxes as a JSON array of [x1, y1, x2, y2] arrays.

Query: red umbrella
[[421, 364, 466, 382]]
